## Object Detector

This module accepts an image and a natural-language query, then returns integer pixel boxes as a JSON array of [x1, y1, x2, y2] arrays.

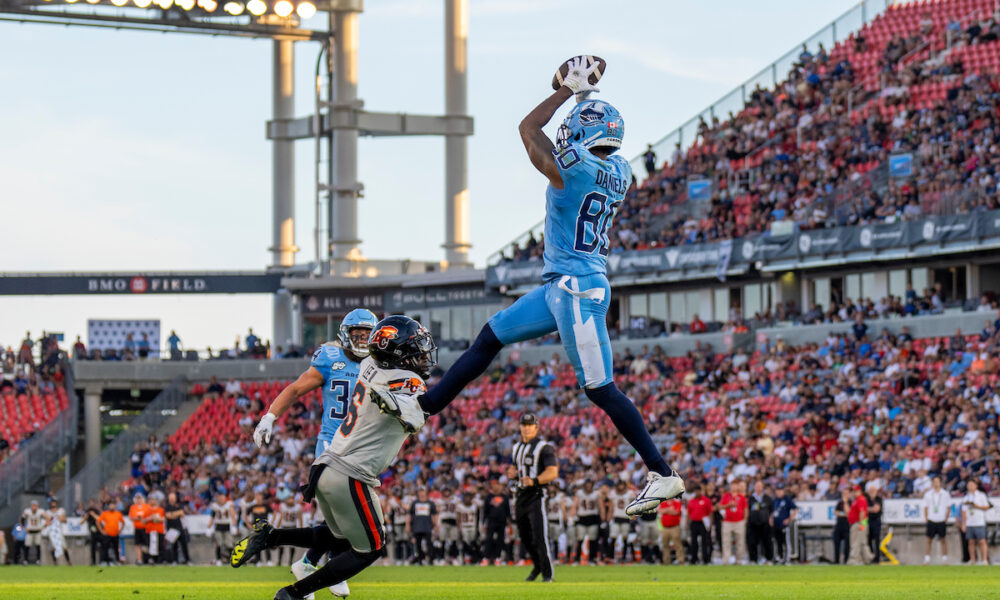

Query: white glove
[[205, 528, 214, 538], [561, 56, 600, 95], [368, 387, 426, 434], [254, 413, 277, 447]]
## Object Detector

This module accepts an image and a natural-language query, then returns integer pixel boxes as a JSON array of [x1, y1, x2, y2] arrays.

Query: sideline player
[[232, 316, 435, 600], [44, 499, 71, 565], [254, 308, 377, 598], [22, 500, 46, 565], [415, 57, 683, 514], [607, 481, 633, 562]]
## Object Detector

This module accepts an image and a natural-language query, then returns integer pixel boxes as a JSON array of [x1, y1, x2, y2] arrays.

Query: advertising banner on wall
[[486, 210, 1000, 288]]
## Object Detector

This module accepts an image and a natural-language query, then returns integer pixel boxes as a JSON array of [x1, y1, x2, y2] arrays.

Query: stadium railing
[[0, 360, 79, 527], [61, 378, 187, 510]]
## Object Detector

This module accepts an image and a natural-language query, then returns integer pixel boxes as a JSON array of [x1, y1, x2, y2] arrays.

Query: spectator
[[689, 314, 707, 334], [98, 502, 124, 565], [719, 480, 747, 565], [84, 502, 102, 566], [481, 480, 510, 566], [18, 331, 34, 368], [923, 476, 950, 565], [832, 488, 850, 564], [847, 486, 871, 565], [407, 487, 437, 565], [143, 445, 164, 487], [771, 484, 797, 564], [643, 144, 657, 177], [137, 333, 151, 360], [657, 497, 685, 565], [11, 519, 27, 565], [73, 336, 87, 361], [246, 328, 259, 352], [206, 376, 224, 396], [167, 330, 183, 359], [224, 378, 242, 396], [128, 493, 150, 565], [960, 479, 991, 565], [145, 495, 166, 564], [123, 333, 136, 361], [866, 483, 884, 564], [686, 483, 713, 565], [747, 481, 773, 564]]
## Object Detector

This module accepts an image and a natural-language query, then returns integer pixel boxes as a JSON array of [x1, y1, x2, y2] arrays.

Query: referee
[[508, 413, 558, 582]]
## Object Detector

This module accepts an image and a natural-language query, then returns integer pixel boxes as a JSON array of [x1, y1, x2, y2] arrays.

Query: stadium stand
[[13, 0, 1000, 571], [71, 308, 997, 565], [499, 0, 1000, 261]]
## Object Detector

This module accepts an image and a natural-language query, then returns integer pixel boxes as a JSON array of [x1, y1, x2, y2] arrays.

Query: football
[[551, 55, 606, 91]]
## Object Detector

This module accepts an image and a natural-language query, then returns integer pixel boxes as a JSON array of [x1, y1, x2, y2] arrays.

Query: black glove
[[300, 464, 327, 503]]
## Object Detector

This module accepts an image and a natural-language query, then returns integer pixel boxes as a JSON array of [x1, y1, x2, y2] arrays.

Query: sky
[[0, 0, 862, 352]]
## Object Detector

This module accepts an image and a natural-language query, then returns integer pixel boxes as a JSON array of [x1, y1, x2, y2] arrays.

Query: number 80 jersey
[[310, 343, 362, 444], [543, 141, 632, 281]]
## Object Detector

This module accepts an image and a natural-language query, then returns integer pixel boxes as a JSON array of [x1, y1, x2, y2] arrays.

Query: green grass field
[[1, 565, 998, 600]]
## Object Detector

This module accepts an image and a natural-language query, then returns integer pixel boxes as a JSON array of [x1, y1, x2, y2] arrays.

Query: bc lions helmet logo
[[578, 102, 605, 125], [371, 325, 398, 349]]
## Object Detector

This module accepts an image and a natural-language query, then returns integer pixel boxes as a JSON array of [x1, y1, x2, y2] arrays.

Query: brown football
[[551, 55, 606, 91]]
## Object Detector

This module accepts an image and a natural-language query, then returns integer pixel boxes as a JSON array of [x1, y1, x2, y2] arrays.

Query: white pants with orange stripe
[[315, 467, 386, 554]]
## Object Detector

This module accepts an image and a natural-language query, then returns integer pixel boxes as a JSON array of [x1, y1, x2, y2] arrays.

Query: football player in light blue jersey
[[252, 307, 377, 600], [418, 57, 684, 516]]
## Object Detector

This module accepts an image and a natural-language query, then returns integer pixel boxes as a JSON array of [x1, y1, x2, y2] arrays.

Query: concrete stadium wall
[[72, 311, 997, 388]]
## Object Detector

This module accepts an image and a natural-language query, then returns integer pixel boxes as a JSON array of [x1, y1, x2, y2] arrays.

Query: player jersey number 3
[[328, 379, 351, 420], [575, 191, 620, 257]]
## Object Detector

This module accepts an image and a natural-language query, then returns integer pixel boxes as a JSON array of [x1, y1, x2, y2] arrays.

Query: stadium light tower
[[0, 0, 475, 350], [270, 0, 475, 276]]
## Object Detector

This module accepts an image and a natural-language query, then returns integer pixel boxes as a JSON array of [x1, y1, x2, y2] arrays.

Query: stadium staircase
[[60, 378, 190, 512]]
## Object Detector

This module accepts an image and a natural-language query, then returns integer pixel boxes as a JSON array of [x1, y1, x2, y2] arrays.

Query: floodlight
[[273, 0, 292, 17], [295, 0, 314, 19], [247, 0, 266, 15], [111, 0, 128, 5], [177, 0, 195, 9], [223, 0, 243, 14], [198, 0, 217, 10]]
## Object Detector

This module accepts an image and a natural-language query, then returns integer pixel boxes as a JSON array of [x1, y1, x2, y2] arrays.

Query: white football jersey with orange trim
[[316, 357, 425, 486]]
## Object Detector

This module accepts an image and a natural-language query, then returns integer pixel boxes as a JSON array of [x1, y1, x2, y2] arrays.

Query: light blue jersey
[[310, 343, 361, 455], [543, 141, 632, 280], [489, 142, 630, 389]]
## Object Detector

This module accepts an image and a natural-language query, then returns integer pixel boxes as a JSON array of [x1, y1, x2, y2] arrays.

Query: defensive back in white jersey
[[315, 357, 427, 486]]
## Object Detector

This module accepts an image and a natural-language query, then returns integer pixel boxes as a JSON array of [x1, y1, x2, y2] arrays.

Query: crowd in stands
[[36, 305, 998, 566], [0, 332, 70, 463], [499, 0, 1000, 264]]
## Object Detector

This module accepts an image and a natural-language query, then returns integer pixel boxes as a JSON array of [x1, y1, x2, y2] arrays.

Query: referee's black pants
[[515, 497, 552, 579]]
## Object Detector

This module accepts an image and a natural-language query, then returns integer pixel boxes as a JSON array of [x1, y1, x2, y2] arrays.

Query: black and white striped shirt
[[512, 437, 557, 504]]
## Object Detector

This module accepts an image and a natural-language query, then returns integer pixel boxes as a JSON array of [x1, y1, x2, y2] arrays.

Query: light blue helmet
[[339, 308, 378, 357], [555, 99, 624, 153]]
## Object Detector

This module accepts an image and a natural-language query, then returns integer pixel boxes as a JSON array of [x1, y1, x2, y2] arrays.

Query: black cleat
[[231, 521, 273, 568], [525, 568, 541, 582], [542, 577, 554, 583], [274, 587, 306, 600]]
